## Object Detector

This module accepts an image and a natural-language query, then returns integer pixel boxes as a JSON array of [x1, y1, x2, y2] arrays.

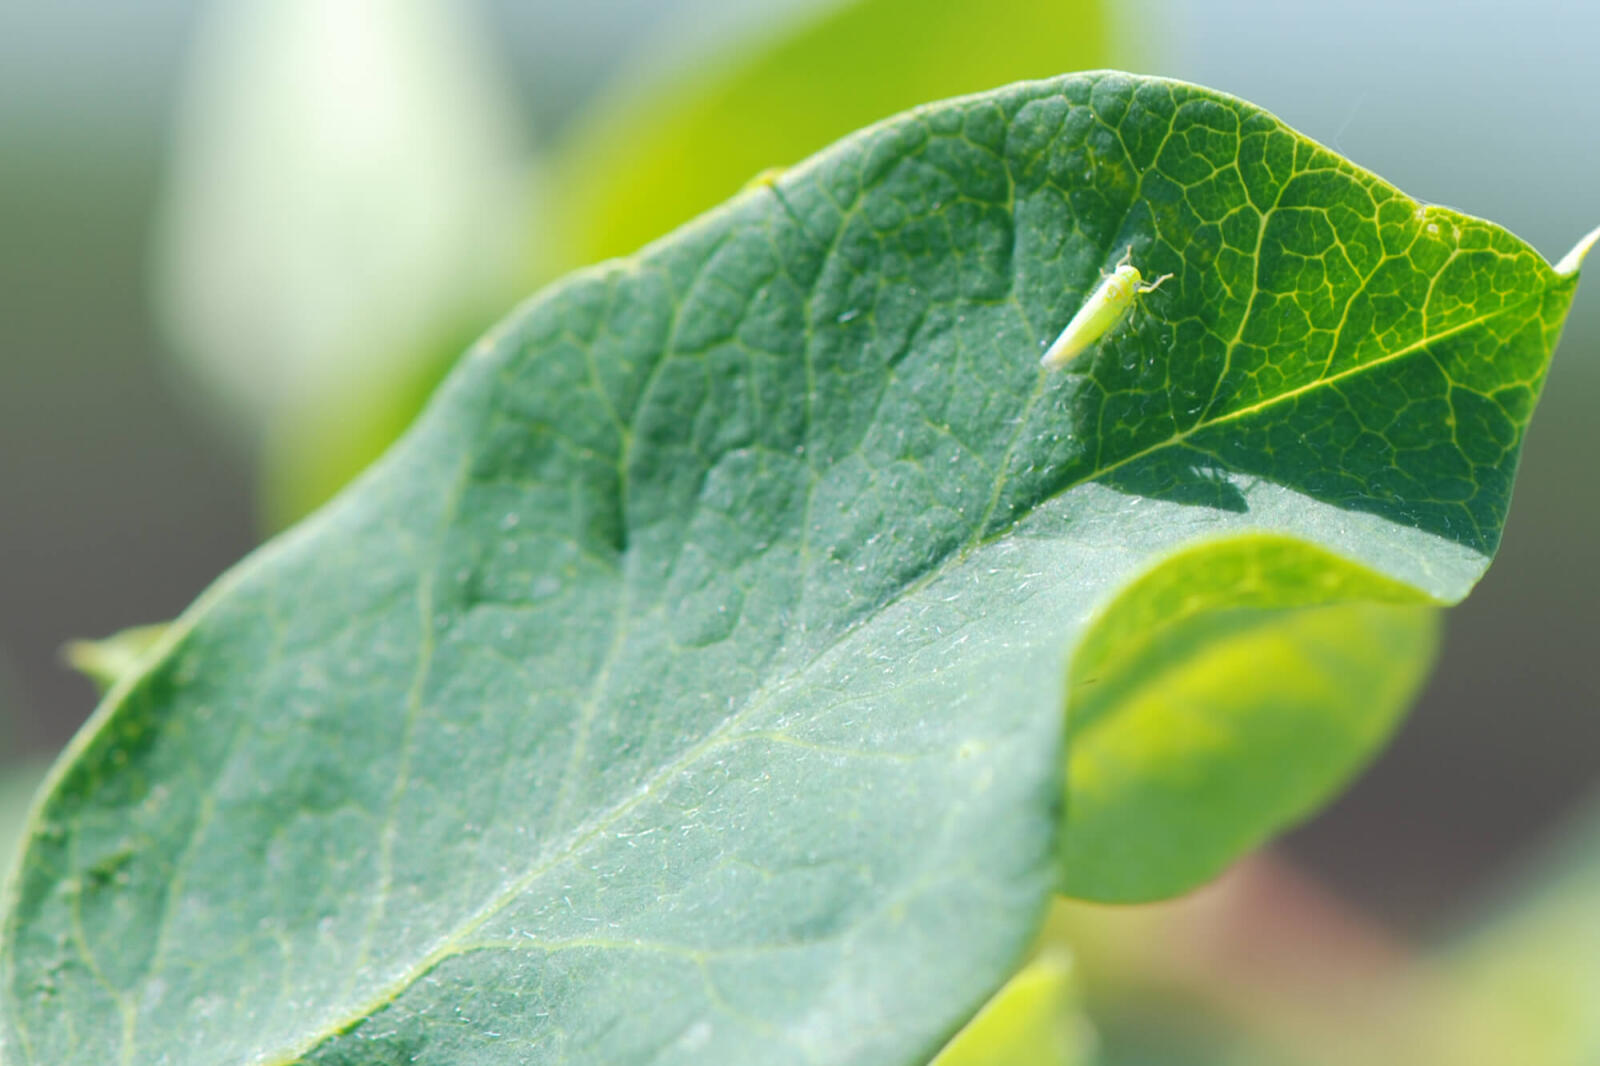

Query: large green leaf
[[1, 73, 1589, 1065]]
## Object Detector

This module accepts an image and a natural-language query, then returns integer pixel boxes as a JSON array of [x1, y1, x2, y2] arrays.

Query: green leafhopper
[[1040, 255, 1171, 371]]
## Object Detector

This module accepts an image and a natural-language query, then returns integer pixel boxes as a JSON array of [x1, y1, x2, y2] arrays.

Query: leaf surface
[[1, 73, 1587, 1066]]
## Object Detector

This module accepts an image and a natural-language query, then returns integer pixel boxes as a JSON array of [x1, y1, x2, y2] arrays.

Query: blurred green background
[[1, 0, 1596, 1061]]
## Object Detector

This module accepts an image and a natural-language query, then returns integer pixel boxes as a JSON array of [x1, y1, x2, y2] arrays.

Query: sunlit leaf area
[[1, 2, 1597, 1063]]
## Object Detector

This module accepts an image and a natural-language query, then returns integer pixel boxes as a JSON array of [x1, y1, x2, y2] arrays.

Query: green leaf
[[1060, 536, 1440, 900], [547, 0, 1113, 271], [1, 73, 1587, 1065], [930, 951, 1091, 1066]]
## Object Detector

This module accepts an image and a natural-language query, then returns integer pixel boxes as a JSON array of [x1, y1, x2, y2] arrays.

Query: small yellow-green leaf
[[930, 952, 1092, 1066], [1061, 535, 1440, 901]]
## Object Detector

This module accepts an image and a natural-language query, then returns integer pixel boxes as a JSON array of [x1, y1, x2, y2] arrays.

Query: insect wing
[[1040, 269, 1136, 371]]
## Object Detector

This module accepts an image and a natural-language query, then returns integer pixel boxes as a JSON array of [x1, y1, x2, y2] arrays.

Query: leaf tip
[[1555, 222, 1600, 277], [61, 623, 171, 695]]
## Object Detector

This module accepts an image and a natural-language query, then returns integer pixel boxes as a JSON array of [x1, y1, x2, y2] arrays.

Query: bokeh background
[[2, 1, 1596, 1061]]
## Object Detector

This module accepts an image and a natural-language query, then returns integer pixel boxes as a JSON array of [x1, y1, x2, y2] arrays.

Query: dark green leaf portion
[[0, 74, 1584, 1066]]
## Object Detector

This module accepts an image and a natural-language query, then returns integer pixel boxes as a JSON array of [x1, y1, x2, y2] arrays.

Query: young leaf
[[1, 73, 1589, 1066], [1060, 536, 1441, 901], [930, 951, 1091, 1065]]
